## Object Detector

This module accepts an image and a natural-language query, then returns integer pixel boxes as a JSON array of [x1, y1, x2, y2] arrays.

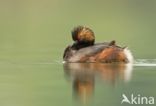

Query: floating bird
[[63, 26, 133, 63]]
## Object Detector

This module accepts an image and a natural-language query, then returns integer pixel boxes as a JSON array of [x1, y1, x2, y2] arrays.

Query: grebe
[[63, 26, 133, 63]]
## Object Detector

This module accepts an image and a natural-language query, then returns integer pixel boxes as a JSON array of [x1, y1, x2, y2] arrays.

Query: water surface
[[0, 1, 156, 106], [0, 59, 156, 106]]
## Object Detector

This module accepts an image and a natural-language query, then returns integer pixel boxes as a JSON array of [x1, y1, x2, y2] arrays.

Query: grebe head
[[71, 26, 95, 50]]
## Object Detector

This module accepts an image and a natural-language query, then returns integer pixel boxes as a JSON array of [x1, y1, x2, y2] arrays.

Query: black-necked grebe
[[63, 26, 133, 63]]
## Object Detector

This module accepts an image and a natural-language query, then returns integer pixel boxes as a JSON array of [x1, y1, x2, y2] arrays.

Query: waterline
[[0, 59, 156, 66], [134, 59, 156, 67]]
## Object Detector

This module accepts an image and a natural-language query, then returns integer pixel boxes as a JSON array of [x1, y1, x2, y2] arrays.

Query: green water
[[0, 0, 156, 106], [0, 62, 156, 106]]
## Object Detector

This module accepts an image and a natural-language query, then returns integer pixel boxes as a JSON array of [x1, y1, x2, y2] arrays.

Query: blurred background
[[0, 0, 156, 61], [0, 0, 156, 106]]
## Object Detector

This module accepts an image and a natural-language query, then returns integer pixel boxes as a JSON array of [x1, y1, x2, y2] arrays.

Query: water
[[0, 59, 156, 106], [0, 0, 156, 106]]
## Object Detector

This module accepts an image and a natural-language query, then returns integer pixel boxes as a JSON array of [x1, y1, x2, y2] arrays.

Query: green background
[[0, 0, 156, 61], [0, 0, 156, 106]]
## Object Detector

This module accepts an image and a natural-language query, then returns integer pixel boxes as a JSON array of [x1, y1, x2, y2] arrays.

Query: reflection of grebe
[[63, 26, 133, 63], [63, 63, 133, 103], [64, 63, 95, 102]]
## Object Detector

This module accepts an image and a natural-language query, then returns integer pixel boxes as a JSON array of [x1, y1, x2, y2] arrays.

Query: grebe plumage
[[63, 26, 133, 63], [71, 26, 95, 50]]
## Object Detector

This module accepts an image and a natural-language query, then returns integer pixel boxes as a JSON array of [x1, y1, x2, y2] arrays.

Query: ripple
[[134, 59, 156, 66], [0, 59, 156, 67]]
